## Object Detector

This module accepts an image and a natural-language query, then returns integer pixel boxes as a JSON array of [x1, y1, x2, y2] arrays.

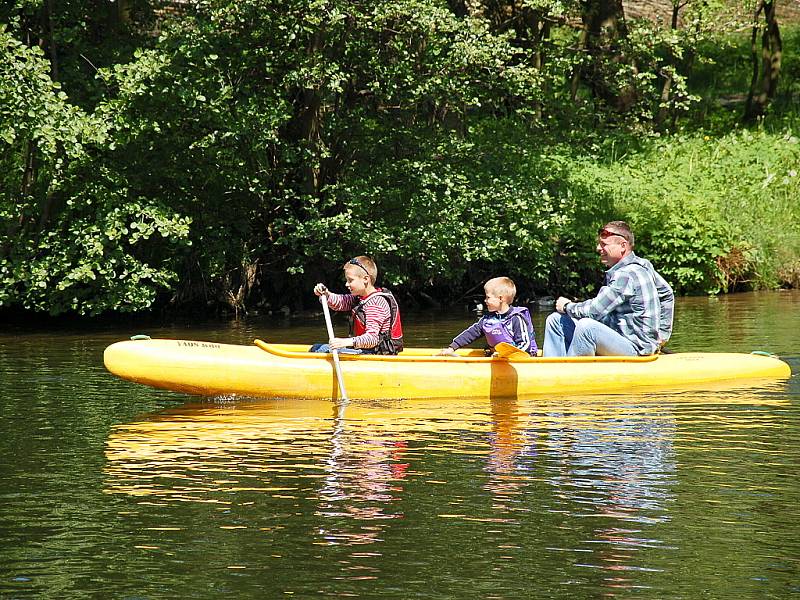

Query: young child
[[312, 255, 404, 355], [438, 277, 537, 356]]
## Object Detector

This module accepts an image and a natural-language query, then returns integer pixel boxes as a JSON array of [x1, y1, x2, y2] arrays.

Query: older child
[[312, 255, 404, 355], [437, 277, 537, 357]]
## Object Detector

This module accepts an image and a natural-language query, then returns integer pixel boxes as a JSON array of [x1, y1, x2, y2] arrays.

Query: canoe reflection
[[105, 385, 788, 562]]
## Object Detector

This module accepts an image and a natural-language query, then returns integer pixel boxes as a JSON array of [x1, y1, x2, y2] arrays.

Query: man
[[543, 221, 674, 357]]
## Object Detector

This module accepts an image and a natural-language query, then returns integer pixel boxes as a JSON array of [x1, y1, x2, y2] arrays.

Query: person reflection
[[484, 398, 537, 512], [546, 404, 676, 591], [315, 406, 410, 546]]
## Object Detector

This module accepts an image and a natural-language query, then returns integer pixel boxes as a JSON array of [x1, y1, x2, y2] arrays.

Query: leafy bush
[[0, 28, 192, 315], [551, 127, 800, 294]]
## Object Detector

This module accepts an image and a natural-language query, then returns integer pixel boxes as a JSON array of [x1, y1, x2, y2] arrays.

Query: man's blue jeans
[[543, 312, 638, 357]]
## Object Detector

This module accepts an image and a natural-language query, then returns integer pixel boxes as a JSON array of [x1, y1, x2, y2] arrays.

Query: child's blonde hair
[[343, 255, 378, 284], [484, 276, 516, 302]]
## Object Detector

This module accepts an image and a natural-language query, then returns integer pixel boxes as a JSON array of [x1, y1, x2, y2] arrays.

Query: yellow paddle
[[494, 342, 530, 359], [320, 294, 349, 401]]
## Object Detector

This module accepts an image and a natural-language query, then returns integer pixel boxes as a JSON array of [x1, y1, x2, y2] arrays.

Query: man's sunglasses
[[348, 258, 370, 276], [598, 228, 627, 241]]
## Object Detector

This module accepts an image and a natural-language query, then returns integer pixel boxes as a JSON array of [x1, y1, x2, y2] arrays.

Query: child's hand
[[329, 337, 353, 349], [314, 283, 329, 297], [436, 347, 457, 357]]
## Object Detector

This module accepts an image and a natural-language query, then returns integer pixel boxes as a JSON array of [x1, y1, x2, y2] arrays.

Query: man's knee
[[573, 318, 601, 342], [545, 312, 562, 329]]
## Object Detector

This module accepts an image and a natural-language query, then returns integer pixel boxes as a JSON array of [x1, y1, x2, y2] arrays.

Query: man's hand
[[555, 296, 573, 314], [436, 347, 457, 357]]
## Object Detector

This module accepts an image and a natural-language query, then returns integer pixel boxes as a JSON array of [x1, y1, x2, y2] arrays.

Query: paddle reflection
[[103, 398, 428, 548]]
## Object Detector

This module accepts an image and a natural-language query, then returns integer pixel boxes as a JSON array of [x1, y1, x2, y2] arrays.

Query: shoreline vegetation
[[2, 1, 799, 319]]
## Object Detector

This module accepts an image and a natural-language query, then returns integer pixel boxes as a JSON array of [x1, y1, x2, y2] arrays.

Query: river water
[[1, 291, 799, 598]]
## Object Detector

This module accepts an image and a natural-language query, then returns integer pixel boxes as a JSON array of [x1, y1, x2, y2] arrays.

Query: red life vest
[[350, 288, 404, 354]]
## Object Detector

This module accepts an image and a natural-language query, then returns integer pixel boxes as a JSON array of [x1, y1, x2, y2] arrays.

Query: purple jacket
[[449, 306, 538, 355]]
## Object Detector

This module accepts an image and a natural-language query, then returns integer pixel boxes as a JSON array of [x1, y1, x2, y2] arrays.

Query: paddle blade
[[494, 342, 530, 359]]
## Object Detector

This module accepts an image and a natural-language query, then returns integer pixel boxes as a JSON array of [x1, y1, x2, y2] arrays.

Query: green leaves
[[2, 2, 799, 316]]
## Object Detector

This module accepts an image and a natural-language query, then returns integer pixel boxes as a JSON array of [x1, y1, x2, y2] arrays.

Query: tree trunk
[[744, 1, 782, 123], [108, 0, 132, 30], [655, 1, 686, 127], [533, 20, 550, 120], [11, 138, 39, 241], [296, 86, 323, 196], [570, 26, 589, 102], [656, 67, 673, 126], [286, 29, 325, 197], [45, 0, 58, 81], [118, 0, 132, 27], [21, 140, 38, 205], [575, 0, 637, 112], [446, 0, 469, 18]]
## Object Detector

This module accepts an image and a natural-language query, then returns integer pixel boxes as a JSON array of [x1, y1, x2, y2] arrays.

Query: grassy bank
[[563, 128, 800, 294], [350, 120, 800, 303]]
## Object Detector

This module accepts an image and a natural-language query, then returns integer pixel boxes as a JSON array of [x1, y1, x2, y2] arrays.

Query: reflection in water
[[479, 394, 678, 593], [104, 384, 790, 591], [104, 399, 422, 548], [104, 403, 332, 501], [484, 398, 535, 513], [477, 385, 791, 595], [316, 404, 410, 546], [548, 403, 676, 593]]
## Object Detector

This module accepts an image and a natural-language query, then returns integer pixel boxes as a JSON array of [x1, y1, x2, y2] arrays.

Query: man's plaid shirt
[[566, 252, 674, 355]]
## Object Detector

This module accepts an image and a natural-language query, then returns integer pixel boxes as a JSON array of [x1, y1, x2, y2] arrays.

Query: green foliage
[[0, 26, 191, 315], [2, 3, 800, 317], [313, 123, 572, 291], [76, 0, 551, 307], [552, 127, 800, 294]]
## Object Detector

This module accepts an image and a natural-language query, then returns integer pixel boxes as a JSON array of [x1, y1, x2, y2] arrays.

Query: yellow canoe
[[103, 338, 792, 400]]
